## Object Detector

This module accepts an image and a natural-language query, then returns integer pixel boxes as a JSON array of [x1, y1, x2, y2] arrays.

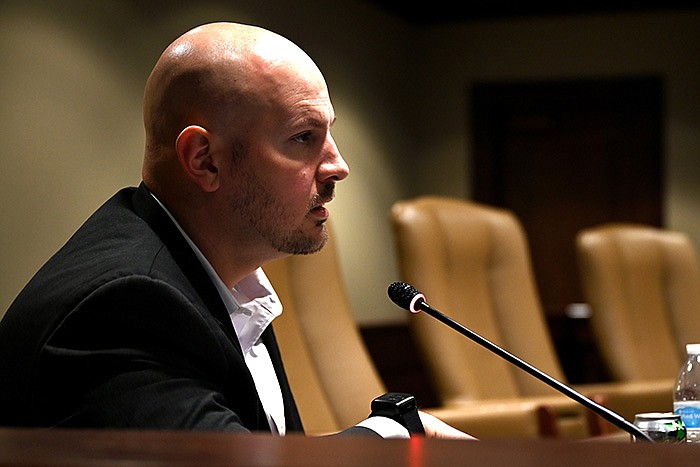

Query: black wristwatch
[[369, 392, 425, 435]]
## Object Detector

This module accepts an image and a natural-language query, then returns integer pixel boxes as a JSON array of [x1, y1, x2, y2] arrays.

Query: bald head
[[138, 22, 346, 285], [142, 22, 326, 188]]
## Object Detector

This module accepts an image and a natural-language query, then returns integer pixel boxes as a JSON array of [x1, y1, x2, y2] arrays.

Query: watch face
[[371, 393, 417, 415], [383, 393, 411, 403], [394, 394, 418, 412]]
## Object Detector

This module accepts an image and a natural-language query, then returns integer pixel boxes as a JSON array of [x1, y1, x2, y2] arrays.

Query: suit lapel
[[262, 326, 304, 432], [131, 183, 243, 355]]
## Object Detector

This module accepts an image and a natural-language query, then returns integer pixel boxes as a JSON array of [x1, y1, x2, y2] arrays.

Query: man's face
[[225, 63, 349, 256]]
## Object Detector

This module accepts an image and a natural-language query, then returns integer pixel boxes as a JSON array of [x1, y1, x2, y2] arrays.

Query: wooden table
[[0, 428, 698, 466]]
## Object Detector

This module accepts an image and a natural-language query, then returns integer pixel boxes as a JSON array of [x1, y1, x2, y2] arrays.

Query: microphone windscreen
[[387, 281, 423, 311]]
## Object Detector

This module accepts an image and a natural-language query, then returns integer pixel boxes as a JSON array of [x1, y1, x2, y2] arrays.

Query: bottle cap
[[686, 343, 700, 355]]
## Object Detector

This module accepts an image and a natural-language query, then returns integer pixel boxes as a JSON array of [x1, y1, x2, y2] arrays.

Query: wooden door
[[471, 77, 663, 382]]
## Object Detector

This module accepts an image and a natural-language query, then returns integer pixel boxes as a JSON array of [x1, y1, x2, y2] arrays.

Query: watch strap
[[402, 406, 425, 435]]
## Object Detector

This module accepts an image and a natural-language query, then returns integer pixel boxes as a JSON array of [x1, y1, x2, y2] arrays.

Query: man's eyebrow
[[291, 114, 336, 129]]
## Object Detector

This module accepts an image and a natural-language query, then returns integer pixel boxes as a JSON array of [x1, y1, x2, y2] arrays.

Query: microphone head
[[387, 281, 425, 314]]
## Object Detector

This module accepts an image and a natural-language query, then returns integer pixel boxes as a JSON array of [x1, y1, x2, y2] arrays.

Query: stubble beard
[[236, 171, 334, 256]]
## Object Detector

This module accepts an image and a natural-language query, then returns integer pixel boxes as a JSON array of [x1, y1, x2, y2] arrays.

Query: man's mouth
[[310, 204, 329, 220], [309, 183, 335, 220]]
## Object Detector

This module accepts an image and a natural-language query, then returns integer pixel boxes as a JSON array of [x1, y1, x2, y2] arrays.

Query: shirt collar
[[229, 269, 282, 353]]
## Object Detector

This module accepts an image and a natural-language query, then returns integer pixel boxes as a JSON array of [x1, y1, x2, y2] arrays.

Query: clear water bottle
[[674, 343, 700, 443]]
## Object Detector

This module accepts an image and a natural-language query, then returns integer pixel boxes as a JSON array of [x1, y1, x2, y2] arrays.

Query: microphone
[[387, 281, 653, 442]]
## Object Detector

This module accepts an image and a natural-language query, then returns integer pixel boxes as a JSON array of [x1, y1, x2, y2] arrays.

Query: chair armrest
[[573, 378, 674, 434], [424, 399, 557, 439], [425, 382, 668, 440]]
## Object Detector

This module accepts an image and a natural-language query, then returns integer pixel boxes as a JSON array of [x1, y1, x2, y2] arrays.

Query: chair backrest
[[263, 226, 386, 434], [576, 223, 700, 381], [390, 196, 566, 404]]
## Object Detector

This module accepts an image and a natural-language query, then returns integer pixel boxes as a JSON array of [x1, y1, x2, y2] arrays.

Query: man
[[0, 22, 471, 439]]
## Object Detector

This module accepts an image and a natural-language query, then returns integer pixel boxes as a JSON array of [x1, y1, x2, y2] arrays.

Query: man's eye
[[292, 132, 313, 143]]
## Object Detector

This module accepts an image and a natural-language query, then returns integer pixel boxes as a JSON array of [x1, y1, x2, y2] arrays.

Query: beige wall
[[2, 1, 700, 325]]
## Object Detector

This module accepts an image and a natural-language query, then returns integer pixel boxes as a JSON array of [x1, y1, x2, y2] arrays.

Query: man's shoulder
[[12, 186, 174, 308], [64, 186, 162, 268]]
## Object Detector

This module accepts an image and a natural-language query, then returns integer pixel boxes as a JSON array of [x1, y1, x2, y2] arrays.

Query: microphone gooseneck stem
[[418, 301, 653, 442]]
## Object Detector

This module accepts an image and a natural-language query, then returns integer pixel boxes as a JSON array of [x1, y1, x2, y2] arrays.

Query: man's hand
[[419, 411, 478, 440]]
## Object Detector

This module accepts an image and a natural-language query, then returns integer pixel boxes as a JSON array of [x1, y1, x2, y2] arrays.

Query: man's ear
[[175, 125, 219, 193]]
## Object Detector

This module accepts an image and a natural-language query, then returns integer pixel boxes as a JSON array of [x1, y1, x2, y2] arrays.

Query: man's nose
[[318, 134, 349, 183]]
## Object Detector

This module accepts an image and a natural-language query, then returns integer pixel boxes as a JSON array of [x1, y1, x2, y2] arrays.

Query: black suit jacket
[[0, 183, 305, 432]]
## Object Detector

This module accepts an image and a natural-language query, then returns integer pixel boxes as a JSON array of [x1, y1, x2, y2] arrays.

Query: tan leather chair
[[576, 223, 700, 381], [390, 196, 672, 437], [264, 223, 553, 438]]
